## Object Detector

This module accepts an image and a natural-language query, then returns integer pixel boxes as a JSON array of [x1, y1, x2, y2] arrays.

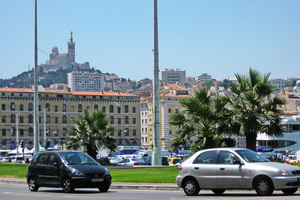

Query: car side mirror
[[233, 159, 242, 165], [53, 162, 59, 167]]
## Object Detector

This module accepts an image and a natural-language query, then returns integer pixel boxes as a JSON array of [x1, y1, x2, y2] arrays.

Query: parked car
[[118, 158, 148, 166], [142, 156, 169, 165], [167, 157, 181, 166], [109, 157, 122, 164], [176, 148, 300, 196], [11, 156, 24, 163], [26, 150, 111, 193]]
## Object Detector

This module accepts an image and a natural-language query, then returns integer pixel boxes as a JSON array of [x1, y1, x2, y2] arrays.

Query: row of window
[[2, 114, 137, 125], [2, 128, 137, 137], [1, 103, 137, 113]]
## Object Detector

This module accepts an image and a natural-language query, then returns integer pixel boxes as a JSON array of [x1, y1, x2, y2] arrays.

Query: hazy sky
[[1, 0, 299, 81]]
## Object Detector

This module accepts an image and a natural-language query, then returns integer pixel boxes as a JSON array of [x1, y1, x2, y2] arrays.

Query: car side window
[[37, 154, 48, 165], [193, 150, 217, 164], [48, 154, 59, 165], [219, 151, 240, 164]]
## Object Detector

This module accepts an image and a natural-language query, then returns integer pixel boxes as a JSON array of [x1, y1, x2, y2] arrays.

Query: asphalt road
[[1, 182, 300, 200]]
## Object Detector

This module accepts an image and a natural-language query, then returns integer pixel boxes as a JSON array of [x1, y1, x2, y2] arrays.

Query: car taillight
[[178, 166, 182, 171], [134, 162, 138, 165], [172, 159, 175, 164]]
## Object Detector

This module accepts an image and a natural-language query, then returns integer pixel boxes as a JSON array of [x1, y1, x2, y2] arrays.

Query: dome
[[296, 80, 300, 88], [52, 46, 59, 54]]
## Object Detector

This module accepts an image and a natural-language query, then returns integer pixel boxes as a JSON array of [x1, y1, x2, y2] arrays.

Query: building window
[[133, 129, 136, 136], [28, 114, 33, 123], [55, 117, 58, 124], [94, 105, 98, 110], [11, 114, 16, 123], [20, 129, 24, 136], [132, 118, 136, 124], [125, 105, 129, 113], [132, 107, 136, 113], [20, 104, 24, 111], [118, 118, 121, 124], [109, 105, 114, 113], [78, 104, 82, 112], [45, 103, 50, 111], [2, 116, 6, 123], [125, 116, 129, 124], [125, 128, 129, 136], [168, 108, 172, 113], [63, 115, 67, 124], [118, 130, 122, 136], [117, 107, 121, 113], [169, 130, 172, 135], [102, 106, 106, 113], [110, 132, 114, 136], [20, 116, 24, 123], [11, 102, 15, 111], [110, 116, 114, 124], [46, 115, 50, 123], [2, 128, 6, 136], [63, 128, 67, 136], [55, 105, 58, 112], [62, 104, 67, 112], [28, 102, 33, 111], [28, 127, 33, 136], [1, 104, 5, 110]]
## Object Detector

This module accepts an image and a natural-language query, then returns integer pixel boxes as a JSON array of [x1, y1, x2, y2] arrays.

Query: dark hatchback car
[[26, 150, 112, 193]]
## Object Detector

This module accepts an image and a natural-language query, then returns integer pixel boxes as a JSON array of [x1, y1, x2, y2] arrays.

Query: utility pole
[[33, 0, 39, 154], [16, 113, 20, 157], [44, 108, 47, 150], [152, 0, 162, 165]]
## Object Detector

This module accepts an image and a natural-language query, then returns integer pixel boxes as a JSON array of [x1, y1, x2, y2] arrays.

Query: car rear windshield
[[236, 149, 270, 163]]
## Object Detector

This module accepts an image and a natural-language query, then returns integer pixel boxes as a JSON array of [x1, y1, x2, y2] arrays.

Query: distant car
[[167, 157, 181, 166], [177, 148, 300, 196], [118, 158, 148, 166], [11, 156, 24, 163], [1, 157, 10, 162], [109, 157, 121, 164], [26, 150, 111, 193], [143, 156, 169, 165]]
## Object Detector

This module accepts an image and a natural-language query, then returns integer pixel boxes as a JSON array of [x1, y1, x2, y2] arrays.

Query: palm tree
[[170, 88, 233, 153], [66, 109, 116, 159], [227, 68, 285, 151]]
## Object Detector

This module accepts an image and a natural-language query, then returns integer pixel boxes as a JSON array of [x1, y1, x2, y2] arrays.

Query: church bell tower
[[68, 31, 75, 62]]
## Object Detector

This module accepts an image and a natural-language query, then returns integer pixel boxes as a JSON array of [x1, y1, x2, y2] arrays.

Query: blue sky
[[1, 0, 300, 81]]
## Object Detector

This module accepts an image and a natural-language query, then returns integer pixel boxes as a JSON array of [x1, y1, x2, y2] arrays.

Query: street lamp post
[[152, 0, 162, 165], [33, 0, 40, 154], [16, 113, 20, 157]]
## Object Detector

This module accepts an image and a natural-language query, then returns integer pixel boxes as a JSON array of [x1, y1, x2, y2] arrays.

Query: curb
[[0, 178, 180, 191]]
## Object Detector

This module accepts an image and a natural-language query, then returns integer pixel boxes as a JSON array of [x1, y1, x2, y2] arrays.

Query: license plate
[[91, 178, 104, 182]]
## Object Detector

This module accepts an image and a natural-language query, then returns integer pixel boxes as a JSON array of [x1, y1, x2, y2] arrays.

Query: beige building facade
[[0, 87, 140, 150]]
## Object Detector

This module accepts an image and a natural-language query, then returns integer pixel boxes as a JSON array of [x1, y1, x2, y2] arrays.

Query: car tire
[[62, 178, 75, 193], [98, 185, 110, 192], [212, 189, 226, 195], [254, 177, 274, 196], [28, 177, 39, 192], [183, 178, 200, 196], [282, 188, 298, 195]]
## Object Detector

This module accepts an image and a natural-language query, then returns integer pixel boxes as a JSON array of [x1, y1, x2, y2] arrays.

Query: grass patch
[[110, 167, 178, 183], [0, 163, 178, 183]]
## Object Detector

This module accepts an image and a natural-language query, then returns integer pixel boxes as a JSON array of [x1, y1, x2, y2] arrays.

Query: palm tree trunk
[[246, 133, 257, 151]]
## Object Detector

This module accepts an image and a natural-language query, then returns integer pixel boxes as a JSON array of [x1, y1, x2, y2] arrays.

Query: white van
[[137, 149, 169, 158]]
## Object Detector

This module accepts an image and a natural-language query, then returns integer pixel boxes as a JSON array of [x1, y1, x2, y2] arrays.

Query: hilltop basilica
[[38, 32, 90, 72]]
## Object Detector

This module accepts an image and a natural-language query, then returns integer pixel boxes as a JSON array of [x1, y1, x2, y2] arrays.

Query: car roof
[[35, 150, 82, 155]]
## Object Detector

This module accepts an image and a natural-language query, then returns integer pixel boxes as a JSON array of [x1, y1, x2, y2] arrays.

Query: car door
[[43, 153, 61, 185], [217, 150, 246, 188], [35, 153, 49, 185], [191, 150, 218, 188]]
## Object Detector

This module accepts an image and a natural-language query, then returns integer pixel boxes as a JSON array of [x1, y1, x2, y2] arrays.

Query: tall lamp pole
[[152, 0, 162, 165], [33, 0, 40, 154]]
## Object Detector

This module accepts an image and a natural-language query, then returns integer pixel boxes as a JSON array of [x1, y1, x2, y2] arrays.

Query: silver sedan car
[[176, 148, 300, 196]]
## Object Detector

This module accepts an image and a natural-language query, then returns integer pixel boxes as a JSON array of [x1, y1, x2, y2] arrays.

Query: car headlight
[[71, 168, 85, 176], [104, 167, 110, 176], [278, 169, 292, 176]]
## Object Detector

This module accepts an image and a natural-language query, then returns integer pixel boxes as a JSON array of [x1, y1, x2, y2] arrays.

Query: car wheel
[[28, 177, 39, 192], [183, 178, 200, 196], [282, 188, 298, 195], [212, 189, 225, 195], [98, 185, 110, 192], [255, 177, 274, 196], [62, 178, 74, 193]]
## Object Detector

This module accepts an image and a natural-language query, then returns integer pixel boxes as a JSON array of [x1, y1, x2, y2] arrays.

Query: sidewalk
[[0, 177, 180, 191]]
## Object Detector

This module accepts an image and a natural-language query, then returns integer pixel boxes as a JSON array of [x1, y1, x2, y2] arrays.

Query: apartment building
[[67, 71, 105, 91], [0, 87, 140, 149], [161, 68, 186, 86]]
